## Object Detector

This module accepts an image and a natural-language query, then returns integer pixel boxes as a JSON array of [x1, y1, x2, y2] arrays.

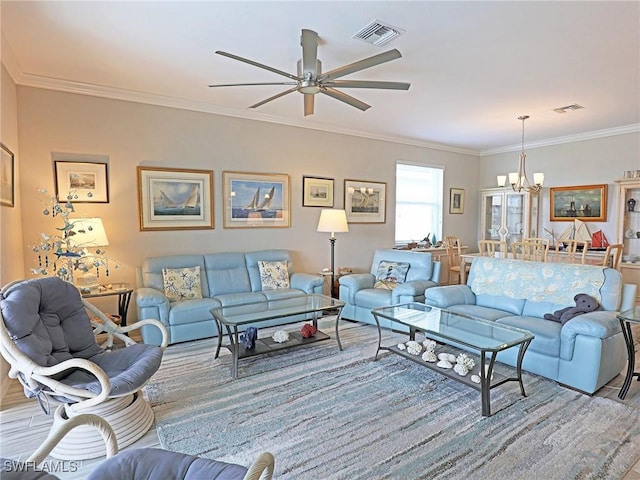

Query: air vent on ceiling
[[553, 103, 585, 114], [353, 20, 405, 46]]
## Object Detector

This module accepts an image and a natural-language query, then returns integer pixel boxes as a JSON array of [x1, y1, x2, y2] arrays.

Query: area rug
[[144, 319, 640, 480]]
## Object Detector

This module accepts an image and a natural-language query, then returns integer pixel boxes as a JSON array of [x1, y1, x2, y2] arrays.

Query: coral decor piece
[[272, 330, 289, 344], [421, 351, 437, 363], [397, 343, 407, 350], [300, 324, 317, 339], [470, 375, 481, 384], [422, 339, 436, 352], [453, 363, 469, 376], [29, 188, 119, 284], [456, 353, 475, 371], [405, 341, 422, 356], [437, 352, 456, 364]]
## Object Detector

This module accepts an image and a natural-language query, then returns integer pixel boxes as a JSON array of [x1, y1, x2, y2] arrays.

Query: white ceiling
[[2, 1, 639, 154]]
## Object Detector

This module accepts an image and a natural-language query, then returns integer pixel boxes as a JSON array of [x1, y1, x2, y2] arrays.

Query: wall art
[[344, 179, 386, 223], [1, 143, 14, 207], [54, 160, 109, 203], [137, 166, 214, 231], [223, 171, 290, 228], [550, 184, 607, 222], [302, 176, 334, 207]]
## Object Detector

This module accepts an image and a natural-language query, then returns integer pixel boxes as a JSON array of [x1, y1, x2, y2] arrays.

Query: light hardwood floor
[[1, 326, 640, 479]]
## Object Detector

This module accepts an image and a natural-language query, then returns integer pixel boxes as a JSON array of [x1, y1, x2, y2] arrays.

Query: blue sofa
[[135, 250, 323, 345], [424, 256, 637, 394], [339, 249, 441, 329]]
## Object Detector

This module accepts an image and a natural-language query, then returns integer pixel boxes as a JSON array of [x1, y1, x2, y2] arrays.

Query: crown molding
[[4, 65, 637, 157], [10, 71, 478, 156], [480, 123, 640, 156]]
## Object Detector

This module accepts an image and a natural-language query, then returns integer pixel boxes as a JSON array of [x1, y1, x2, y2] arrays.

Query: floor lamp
[[317, 209, 349, 297]]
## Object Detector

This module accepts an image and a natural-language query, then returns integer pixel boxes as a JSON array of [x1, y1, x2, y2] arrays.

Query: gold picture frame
[[222, 171, 290, 228], [550, 184, 607, 222], [137, 166, 214, 231]]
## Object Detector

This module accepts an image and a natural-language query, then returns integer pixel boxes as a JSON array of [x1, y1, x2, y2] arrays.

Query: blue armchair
[[338, 249, 441, 329]]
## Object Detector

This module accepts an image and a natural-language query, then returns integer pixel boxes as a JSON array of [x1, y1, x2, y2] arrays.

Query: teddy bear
[[543, 293, 603, 325]]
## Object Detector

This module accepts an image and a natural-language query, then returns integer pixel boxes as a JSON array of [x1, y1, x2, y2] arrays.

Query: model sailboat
[[558, 219, 592, 243]]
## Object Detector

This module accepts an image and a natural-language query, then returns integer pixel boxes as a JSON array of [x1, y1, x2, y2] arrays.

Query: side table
[[82, 284, 134, 327], [617, 306, 640, 399]]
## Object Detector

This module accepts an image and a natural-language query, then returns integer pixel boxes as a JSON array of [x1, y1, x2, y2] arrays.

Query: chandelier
[[497, 115, 544, 193]]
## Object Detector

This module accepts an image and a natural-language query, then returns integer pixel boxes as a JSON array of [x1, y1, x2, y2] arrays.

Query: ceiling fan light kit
[[210, 29, 411, 116]]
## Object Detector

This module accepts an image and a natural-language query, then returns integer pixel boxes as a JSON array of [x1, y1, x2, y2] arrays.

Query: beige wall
[[478, 133, 640, 242], [1, 65, 24, 400], [16, 87, 479, 311]]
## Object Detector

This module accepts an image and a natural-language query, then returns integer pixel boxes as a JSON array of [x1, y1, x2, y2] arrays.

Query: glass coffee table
[[617, 306, 640, 399], [370, 303, 534, 416], [210, 294, 344, 379]]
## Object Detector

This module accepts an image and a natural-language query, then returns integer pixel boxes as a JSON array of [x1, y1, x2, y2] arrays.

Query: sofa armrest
[[424, 285, 476, 309], [560, 310, 622, 360], [339, 274, 375, 304], [135, 287, 170, 325], [290, 272, 324, 293], [392, 280, 437, 302]]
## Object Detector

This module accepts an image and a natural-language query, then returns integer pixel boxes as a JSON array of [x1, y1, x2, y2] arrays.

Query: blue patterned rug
[[144, 319, 640, 479]]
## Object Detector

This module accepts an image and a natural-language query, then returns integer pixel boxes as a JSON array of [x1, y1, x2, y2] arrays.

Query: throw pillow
[[162, 266, 203, 302], [258, 260, 290, 290], [374, 260, 410, 290]]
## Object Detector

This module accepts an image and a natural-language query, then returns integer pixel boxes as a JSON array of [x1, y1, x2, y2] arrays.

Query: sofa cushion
[[245, 250, 294, 292], [261, 288, 307, 301], [162, 266, 203, 302], [354, 288, 393, 309], [213, 292, 267, 306], [258, 260, 290, 290], [168, 298, 222, 326], [445, 304, 515, 322], [143, 255, 209, 298], [496, 315, 562, 357], [374, 260, 410, 290], [204, 253, 252, 296]]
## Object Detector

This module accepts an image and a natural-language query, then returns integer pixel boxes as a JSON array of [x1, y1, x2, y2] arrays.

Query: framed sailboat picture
[[137, 166, 214, 231], [222, 171, 290, 228], [550, 184, 607, 222]]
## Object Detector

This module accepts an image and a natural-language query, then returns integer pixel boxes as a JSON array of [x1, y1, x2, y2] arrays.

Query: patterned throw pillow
[[258, 260, 290, 291], [162, 266, 203, 302], [374, 260, 410, 290]]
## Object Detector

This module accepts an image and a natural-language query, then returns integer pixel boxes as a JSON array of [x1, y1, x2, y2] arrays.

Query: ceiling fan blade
[[209, 82, 298, 88], [249, 86, 299, 109], [216, 51, 299, 81], [300, 29, 318, 76], [321, 49, 403, 81], [320, 87, 371, 111], [324, 80, 410, 90], [304, 94, 314, 116]]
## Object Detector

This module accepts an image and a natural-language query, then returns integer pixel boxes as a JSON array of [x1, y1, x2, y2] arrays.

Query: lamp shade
[[317, 209, 349, 237], [71, 218, 110, 247]]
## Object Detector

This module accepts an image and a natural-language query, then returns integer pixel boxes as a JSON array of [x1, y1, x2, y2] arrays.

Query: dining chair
[[511, 241, 548, 262], [561, 239, 590, 264], [477, 240, 508, 257], [444, 236, 469, 284], [603, 243, 623, 269]]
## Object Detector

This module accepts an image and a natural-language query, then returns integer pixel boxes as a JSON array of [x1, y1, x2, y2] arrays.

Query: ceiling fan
[[209, 29, 410, 116]]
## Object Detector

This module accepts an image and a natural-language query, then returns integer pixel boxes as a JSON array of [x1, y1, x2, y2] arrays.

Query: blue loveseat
[[339, 249, 441, 329], [135, 250, 323, 345], [424, 256, 637, 394]]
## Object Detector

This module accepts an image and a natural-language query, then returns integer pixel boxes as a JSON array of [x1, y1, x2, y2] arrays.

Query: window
[[395, 163, 443, 244]]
